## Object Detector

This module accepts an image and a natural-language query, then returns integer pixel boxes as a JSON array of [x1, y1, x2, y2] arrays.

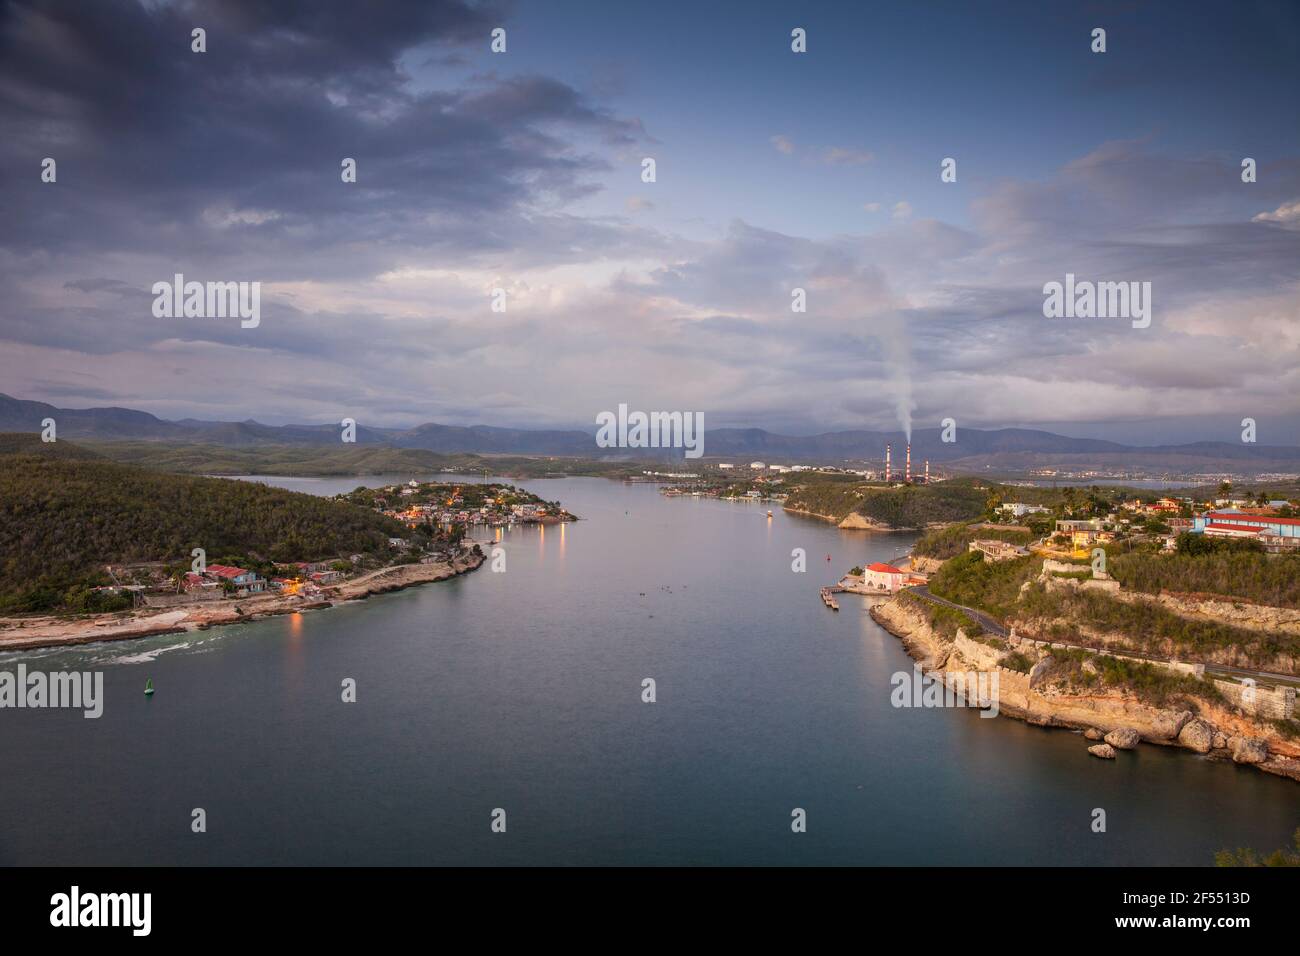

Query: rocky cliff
[[870, 595, 1300, 782], [1027, 573, 1300, 674]]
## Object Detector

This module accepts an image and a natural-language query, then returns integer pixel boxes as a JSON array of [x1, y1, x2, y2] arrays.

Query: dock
[[819, 586, 840, 611]]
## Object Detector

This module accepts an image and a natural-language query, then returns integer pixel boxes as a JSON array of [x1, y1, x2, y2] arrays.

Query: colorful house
[[205, 564, 266, 593]]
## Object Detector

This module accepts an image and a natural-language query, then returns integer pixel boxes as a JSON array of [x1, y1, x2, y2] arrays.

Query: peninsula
[[0, 437, 571, 650]]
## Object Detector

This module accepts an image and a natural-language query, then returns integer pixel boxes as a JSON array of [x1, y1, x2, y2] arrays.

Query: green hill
[[0, 432, 106, 460], [84, 440, 459, 476], [784, 475, 993, 528], [0, 450, 411, 612], [77, 439, 638, 479]]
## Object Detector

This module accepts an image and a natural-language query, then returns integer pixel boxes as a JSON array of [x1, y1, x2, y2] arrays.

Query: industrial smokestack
[[885, 444, 892, 482], [905, 444, 912, 483], [924, 460, 930, 484]]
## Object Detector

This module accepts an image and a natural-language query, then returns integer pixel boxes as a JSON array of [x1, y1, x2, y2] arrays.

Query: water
[[1012, 478, 1204, 490], [0, 477, 1294, 865]]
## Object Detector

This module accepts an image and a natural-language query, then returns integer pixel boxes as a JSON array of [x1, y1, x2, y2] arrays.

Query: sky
[[1, 0, 1298, 444]]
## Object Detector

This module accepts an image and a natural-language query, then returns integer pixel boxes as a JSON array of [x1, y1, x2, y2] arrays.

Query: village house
[[968, 539, 1030, 562], [294, 560, 334, 574], [999, 502, 1050, 518], [182, 571, 221, 593], [1054, 518, 1104, 548], [1144, 497, 1181, 514], [205, 564, 266, 594], [861, 562, 906, 592]]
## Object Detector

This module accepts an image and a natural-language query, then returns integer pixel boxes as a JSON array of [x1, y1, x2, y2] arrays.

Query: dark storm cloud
[[0, 0, 649, 276], [0, 3, 1295, 437]]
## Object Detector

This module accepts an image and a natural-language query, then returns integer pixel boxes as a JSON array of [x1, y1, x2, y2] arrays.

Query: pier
[[819, 586, 841, 611]]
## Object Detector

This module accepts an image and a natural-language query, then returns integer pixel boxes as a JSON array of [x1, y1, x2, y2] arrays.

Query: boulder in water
[[1177, 719, 1214, 754], [1104, 727, 1140, 750], [1230, 737, 1268, 764]]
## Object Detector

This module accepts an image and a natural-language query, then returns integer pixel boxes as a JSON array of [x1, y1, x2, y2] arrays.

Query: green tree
[[1216, 829, 1300, 867]]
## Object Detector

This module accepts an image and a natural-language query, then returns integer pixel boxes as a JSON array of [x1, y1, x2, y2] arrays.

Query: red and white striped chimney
[[924, 460, 930, 484], [905, 443, 912, 483], [885, 444, 891, 482]]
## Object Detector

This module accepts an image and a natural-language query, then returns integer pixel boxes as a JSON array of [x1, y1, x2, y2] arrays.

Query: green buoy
[[144, 677, 155, 697]]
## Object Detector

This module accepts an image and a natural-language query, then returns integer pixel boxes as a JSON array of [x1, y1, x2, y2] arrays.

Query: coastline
[[782, 505, 899, 531], [0, 546, 486, 654], [868, 593, 1300, 783]]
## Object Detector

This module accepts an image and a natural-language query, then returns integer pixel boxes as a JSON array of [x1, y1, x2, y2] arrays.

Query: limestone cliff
[[1026, 574, 1300, 674], [870, 594, 1300, 782], [836, 512, 895, 531]]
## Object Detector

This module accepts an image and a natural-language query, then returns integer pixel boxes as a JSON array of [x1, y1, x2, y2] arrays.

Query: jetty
[[819, 586, 841, 611]]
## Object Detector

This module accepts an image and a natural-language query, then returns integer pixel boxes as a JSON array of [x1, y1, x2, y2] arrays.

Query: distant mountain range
[[2, 393, 1297, 475]]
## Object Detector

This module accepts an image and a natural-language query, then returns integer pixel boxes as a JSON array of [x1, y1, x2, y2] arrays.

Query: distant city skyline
[[1, 0, 1298, 444]]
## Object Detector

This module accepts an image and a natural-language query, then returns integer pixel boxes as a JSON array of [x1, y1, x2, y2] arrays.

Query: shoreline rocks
[[1151, 710, 1193, 741], [0, 546, 486, 652], [1230, 737, 1269, 765], [1177, 719, 1215, 754], [1104, 727, 1140, 749], [869, 593, 1298, 783]]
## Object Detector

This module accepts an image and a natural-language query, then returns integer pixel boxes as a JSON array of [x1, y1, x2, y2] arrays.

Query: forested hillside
[[783, 475, 991, 528], [0, 447, 409, 611], [1110, 546, 1300, 609]]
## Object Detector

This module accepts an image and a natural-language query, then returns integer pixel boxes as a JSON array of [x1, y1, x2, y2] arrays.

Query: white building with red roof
[[862, 562, 906, 592], [1196, 511, 1300, 543]]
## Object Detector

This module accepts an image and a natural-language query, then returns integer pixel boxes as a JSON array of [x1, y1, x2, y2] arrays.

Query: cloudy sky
[[2, 0, 1298, 444]]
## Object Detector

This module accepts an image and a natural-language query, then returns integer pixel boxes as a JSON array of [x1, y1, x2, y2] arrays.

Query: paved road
[[904, 585, 1009, 637], [901, 585, 1300, 688]]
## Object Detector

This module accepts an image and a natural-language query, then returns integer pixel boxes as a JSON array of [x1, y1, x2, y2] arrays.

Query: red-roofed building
[[1203, 523, 1266, 539], [862, 562, 906, 592], [182, 571, 218, 592], [204, 564, 265, 592], [1196, 511, 1300, 543]]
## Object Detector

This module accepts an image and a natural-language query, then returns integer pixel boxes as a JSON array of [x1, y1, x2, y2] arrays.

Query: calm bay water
[[1, 476, 1295, 865]]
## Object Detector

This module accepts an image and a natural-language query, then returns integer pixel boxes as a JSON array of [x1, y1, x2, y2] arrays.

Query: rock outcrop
[[1151, 710, 1193, 741], [837, 512, 895, 531], [910, 556, 945, 574], [1104, 727, 1140, 750], [1230, 737, 1269, 765], [869, 593, 1296, 783], [1027, 655, 1055, 688], [1177, 719, 1215, 754]]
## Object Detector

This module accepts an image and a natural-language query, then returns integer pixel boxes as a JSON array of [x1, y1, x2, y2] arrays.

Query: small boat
[[144, 678, 155, 697], [767, 510, 773, 518]]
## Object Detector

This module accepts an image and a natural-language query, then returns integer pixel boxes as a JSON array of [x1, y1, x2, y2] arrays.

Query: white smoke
[[874, 312, 915, 442]]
